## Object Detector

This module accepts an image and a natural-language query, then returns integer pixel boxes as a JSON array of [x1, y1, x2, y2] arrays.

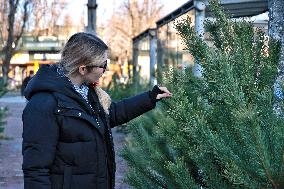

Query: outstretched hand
[[156, 86, 173, 100]]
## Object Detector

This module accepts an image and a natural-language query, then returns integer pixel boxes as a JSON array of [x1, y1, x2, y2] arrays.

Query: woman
[[22, 32, 172, 189]]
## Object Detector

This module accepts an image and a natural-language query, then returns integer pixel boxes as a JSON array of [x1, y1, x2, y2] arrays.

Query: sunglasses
[[87, 60, 108, 73]]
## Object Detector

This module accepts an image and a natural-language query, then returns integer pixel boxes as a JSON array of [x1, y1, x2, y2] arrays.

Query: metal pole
[[149, 30, 157, 86], [132, 40, 139, 80], [86, 0, 97, 34], [193, 0, 206, 77]]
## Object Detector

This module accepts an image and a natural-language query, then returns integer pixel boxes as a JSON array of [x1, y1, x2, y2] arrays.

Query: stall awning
[[156, 0, 268, 27], [206, 0, 268, 18]]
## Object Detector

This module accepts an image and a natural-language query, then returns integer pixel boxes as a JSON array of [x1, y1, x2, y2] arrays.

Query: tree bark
[[269, 0, 284, 114], [2, 0, 18, 85], [269, 0, 284, 72]]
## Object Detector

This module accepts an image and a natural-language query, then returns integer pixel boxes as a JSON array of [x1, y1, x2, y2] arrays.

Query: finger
[[157, 93, 172, 99], [159, 87, 172, 95], [159, 93, 172, 99], [159, 87, 168, 93]]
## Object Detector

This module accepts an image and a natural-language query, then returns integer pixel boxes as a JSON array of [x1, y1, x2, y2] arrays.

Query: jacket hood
[[24, 64, 75, 100], [24, 64, 112, 115]]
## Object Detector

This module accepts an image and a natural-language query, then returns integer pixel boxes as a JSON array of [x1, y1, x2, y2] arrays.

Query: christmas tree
[[121, 1, 284, 188]]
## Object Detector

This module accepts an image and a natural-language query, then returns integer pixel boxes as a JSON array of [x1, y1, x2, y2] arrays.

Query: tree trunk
[[1, 0, 30, 86], [269, 0, 284, 113], [2, 47, 13, 85], [1, 0, 17, 86], [269, 0, 284, 72]]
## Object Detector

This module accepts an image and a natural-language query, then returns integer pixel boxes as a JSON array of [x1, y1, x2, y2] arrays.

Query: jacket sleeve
[[109, 91, 156, 127], [22, 95, 59, 189]]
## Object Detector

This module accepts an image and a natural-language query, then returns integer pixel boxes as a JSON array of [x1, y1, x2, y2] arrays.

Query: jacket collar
[[54, 87, 111, 115]]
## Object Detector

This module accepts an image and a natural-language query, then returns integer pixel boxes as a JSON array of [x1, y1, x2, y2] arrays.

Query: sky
[[64, 0, 268, 27], [65, 0, 189, 26]]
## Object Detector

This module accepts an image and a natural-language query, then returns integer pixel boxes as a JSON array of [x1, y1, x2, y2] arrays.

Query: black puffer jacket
[[22, 64, 157, 189]]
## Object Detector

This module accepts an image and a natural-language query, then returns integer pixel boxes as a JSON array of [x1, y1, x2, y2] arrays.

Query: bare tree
[[1, 0, 32, 86], [49, 0, 67, 36], [104, 0, 163, 64], [29, 0, 67, 37], [29, 0, 46, 37], [62, 14, 74, 37], [0, 1, 9, 45]]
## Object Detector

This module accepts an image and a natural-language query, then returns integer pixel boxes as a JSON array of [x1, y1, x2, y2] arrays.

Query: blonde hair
[[59, 32, 108, 76]]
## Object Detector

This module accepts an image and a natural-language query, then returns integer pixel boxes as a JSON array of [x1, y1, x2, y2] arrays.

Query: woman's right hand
[[156, 86, 172, 100]]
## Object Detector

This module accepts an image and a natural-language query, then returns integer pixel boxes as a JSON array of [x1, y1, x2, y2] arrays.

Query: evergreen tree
[[122, 1, 284, 188]]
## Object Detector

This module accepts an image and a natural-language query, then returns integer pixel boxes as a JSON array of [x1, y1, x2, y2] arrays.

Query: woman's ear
[[78, 65, 87, 75]]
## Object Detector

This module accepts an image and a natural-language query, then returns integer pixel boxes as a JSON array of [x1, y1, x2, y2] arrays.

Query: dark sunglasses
[[87, 60, 108, 72]]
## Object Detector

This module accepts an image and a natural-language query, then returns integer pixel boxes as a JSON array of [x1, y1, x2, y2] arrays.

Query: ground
[[0, 93, 131, 189]]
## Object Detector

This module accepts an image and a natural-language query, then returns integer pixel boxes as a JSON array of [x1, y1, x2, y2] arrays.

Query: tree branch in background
[[104, 0, 163, 65], [14, 0, 30, 48], [1, 0, 32, 86]]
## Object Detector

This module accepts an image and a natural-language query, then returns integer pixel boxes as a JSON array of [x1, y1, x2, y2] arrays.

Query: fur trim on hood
[[95, 87, 111, 115]]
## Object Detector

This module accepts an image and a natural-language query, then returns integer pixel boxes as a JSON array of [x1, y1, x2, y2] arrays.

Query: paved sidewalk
[[0, 95, 131, 189], [0, 99, 25, 189]]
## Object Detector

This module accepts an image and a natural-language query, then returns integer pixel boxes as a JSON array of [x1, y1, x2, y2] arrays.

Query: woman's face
[[83, 52, 108, 84]]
